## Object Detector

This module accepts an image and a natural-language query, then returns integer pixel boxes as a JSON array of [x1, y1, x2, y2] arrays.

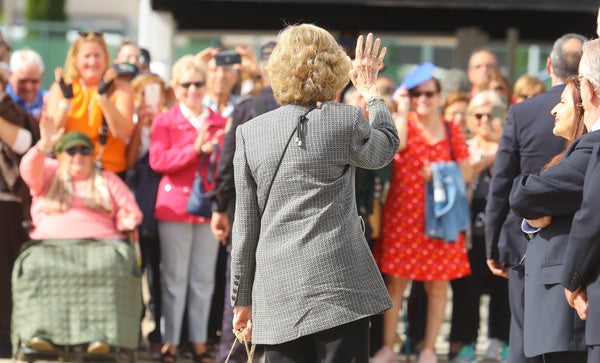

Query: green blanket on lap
[[11, 238, 142, 352]]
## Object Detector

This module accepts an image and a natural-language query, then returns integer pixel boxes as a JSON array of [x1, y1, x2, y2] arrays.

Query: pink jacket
[[20, 147, 143, 240], [149, 104, 227, 224]]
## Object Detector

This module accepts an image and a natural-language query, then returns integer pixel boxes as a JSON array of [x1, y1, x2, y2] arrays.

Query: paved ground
[[3, 282, 503, 363]]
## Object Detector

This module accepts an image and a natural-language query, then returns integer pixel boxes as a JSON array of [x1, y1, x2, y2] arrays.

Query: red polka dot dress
[[375, 113, 472, 281]]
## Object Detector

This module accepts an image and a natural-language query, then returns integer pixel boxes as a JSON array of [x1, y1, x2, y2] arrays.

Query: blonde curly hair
[[265, 23, 350, 106]]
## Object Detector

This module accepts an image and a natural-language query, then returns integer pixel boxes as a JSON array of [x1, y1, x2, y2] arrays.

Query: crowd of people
[[1, 16, 600, 363]]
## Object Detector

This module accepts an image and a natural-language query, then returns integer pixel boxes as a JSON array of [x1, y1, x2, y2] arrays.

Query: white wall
[[12, 0, 139, 36]]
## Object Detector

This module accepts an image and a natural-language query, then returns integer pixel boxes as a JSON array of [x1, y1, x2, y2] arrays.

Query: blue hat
[[400, 62, 436, 90]]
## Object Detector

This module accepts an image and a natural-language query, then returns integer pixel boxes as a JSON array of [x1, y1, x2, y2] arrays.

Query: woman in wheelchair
[[12, 118, 143, 360]]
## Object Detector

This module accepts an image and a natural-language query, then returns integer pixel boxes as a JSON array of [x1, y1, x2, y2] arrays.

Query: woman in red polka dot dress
[[372, 63, 472, 363]]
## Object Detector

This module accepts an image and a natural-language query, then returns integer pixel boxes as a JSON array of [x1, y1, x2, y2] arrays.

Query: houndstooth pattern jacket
[[231, 101, 398, 344]]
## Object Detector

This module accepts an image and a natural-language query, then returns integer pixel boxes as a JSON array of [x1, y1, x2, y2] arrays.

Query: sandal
[[192, 352, 212, 363], [160, 346, 177, 363]]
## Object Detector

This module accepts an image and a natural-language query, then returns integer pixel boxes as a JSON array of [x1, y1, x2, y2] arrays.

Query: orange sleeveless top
[[65, 80, 127, 173]]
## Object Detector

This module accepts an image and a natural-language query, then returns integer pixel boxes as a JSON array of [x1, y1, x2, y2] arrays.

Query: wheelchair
[[11, 238, 142, 363]]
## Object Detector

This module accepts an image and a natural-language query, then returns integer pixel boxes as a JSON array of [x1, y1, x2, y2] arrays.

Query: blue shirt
[[202, 94, 239, 118], [6, 83, 48, 119]]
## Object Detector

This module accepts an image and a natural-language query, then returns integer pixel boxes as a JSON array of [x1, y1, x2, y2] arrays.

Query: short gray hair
[[550, 33, 587, 80], [9, 48, 44, 74], [579, 38, 600, 92]]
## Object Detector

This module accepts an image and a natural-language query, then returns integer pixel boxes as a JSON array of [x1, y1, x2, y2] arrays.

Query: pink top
[[20, 147, 143, 240], [149, 104, 226, 223]]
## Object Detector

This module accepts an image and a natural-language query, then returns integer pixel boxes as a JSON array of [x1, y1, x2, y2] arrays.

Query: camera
[[215, 50, 241, 66], [112, 62, 139, 78]]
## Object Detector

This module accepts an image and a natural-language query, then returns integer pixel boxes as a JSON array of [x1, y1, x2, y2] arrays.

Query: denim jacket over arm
[[425, 161, 470, 242]]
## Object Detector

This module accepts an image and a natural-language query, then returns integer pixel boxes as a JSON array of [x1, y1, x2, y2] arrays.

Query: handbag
[[186, 145, 219, 218]]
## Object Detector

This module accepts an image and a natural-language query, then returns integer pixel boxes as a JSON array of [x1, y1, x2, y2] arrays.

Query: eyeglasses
[[65, 147, 92, 156], [179, 81, 205, 89], [409, 90, 436, 98], [571, 75, 583, 90], [124, 54, 145, 64], [78, 31, 103, 38], [474, 113, 492, 121]]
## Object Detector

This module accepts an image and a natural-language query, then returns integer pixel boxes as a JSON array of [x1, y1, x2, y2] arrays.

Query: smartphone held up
[[215, 50, 241, 66], [144, 83, 162, 113]]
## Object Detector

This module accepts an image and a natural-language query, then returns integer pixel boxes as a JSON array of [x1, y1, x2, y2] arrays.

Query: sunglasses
[[179, 81, 205, 89], [65, 147, 92, 156], [78, 31, 103, 38], [474, 113, 492, 121], [409, 90, 436, 98], [125, 54, 145, 64]]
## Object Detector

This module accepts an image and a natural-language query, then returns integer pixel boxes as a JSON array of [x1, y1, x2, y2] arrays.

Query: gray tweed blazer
[[231, 101, 398, 344]]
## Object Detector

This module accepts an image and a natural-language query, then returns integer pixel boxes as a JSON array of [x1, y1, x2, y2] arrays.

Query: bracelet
[[367, 96, 385, 107]]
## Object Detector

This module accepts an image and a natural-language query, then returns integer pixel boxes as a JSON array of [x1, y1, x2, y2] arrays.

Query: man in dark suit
[[485, 33, 586, 363], [509, 75, 592, 362], [562, 37, 600, 363], [211, 41, 278, 363]]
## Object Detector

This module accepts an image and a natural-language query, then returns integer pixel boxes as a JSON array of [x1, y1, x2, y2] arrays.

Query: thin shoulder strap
[[444, 121, 455, 161], [261, 107, 314, 218]]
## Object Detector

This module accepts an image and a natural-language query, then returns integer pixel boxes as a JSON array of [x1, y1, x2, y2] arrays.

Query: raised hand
[[55, 67, 74, 99], [235, 45, 259, 77], [349, 33, 387, 100], [98, 67, 117, 95], [195, 47, 219, 64], [194, 125, 224, 155], [38, 111, 65, 152]]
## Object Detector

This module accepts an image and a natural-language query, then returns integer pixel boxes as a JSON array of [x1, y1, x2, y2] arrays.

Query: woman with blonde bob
[[230, 23, 399, 362], [45, 30, 135, 177], [149, 55, 227, 363]]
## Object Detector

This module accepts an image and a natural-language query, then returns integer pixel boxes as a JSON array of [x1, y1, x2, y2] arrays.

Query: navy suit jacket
[[485, 84, 567, 266], [562, 130, 600, 346], [509, 131, 600, 356]]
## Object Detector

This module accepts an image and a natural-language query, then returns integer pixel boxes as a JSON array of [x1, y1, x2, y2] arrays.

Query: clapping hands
[[194, 125, 224, 155]]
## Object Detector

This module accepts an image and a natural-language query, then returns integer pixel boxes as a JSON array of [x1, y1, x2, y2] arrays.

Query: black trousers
[[0, 201, 28, 358], [528, 351, 587, 363], [139, 234, 162, 344], [508, 267, 528, 363], [450, 233, 510, 344], [588, 345, 600, 363], [264, 317, 370, 363]]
